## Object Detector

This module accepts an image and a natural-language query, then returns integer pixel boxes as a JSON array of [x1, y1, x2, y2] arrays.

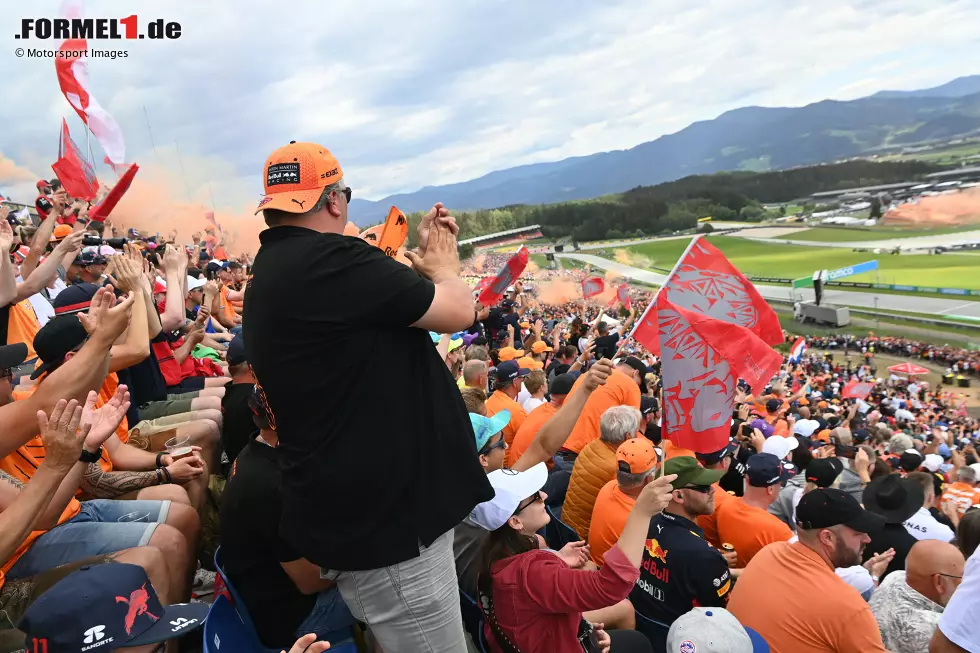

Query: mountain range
[[348, 75, 980, 224]]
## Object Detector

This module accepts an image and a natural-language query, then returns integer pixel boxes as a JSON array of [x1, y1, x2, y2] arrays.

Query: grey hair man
[[462, 359, 488, 391]]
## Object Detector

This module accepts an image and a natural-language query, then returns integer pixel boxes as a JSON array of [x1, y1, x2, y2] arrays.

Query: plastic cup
[[165, 435, 193, 461]]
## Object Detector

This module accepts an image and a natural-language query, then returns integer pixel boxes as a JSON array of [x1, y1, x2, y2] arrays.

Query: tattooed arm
[[81, 464, 160, 499]]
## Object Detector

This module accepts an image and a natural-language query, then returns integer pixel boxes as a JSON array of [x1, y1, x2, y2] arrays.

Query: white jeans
[[322, 530, 467, 652]]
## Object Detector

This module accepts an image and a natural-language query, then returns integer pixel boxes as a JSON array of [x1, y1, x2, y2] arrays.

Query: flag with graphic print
[[582, 276, 605, 300], [616, 283, 631, 311], [658, 291, 783, 453], [478, 246, 529, 306], [630, 236, 782, 356]]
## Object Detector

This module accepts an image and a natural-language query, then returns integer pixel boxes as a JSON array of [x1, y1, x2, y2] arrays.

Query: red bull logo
[[645, 538, 668, 563]]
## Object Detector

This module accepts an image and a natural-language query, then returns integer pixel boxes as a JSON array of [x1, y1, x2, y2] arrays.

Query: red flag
[[51, 118, 100, 201], [474, 276, 494, 296], [478, 246, 529, 306], [617, 283, 631, 311], [632, 237, 782, 356], [582, 276, 605, 299], [88, 163, 138, 223], [791, 376, 801, 394], [841, 380, 875, 400], [659, 292, 782, 453], [55, 39, 126, 165]]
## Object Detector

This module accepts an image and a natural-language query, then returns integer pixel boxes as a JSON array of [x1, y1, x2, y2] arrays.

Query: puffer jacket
[[769, 473, 806, 531], [562, 439, 618, 540]]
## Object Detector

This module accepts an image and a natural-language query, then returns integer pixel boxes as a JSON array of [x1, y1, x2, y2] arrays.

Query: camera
[[82, 235, 128, 249]]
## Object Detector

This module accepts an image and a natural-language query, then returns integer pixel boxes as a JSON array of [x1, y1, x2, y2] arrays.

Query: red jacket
[[483, 545, 639, 652]]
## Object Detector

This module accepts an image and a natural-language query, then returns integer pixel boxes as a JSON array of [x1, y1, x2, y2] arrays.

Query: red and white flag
[[841, 380, 875, 400], [51, 118, 100, 201], [582, 276, 605, 299], [658, 291, 782, 453], [616, 283, 631, 311], [88, 163, 137, 223], [55, 39, 126, 166], [631, 236, 782, 356], [478, 246, 529, 306]]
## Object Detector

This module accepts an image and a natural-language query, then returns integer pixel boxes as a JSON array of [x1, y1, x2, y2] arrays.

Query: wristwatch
[[79, 446, 102, 464]]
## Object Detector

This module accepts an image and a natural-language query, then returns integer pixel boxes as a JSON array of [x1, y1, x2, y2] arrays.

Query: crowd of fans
[[0, 159, 978, 653]]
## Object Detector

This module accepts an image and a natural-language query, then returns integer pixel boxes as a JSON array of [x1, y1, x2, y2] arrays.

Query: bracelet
[[155, 452, 166, 468], [155, 469, 164, 485], [162, 467, 173, 484]]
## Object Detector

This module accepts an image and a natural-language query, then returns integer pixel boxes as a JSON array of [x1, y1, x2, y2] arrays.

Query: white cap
[[762, 435, 799, 460], [923, 454, 943, 473], [666, 607, 767, 653], [793, 419, 820, 438], [469, 463, 548, 531], [970, 463, 980, 478], [187, 276, 207, 292]]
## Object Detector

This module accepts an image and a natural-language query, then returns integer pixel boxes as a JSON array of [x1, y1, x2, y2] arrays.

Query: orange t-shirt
[[219, 285, 239, 324], [941, 482, 980, 518], [697, 483, 735, 548], [486, 390, 527, 448], [728, 541, 887, 652], [588, 481, 634, 566], [7, 299, 40, 359], [714, 497, 792, 567], [506, 402, 557, 468], [563, 370, 641, 454]]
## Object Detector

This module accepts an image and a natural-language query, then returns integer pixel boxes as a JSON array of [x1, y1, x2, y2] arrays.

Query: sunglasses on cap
[[514, 491, 544, 514]]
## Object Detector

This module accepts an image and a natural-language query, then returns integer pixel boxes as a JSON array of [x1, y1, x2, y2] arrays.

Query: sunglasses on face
[[479, 437, 507, 456], [514, 491, 544, 514], [339, 187, 352, 203], [683, 485, 714, 494]]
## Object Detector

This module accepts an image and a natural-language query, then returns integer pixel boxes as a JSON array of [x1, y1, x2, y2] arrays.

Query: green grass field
[[776, 225, 979, 242], [878, 140, 980, 164], [616, 236, 980, 289]]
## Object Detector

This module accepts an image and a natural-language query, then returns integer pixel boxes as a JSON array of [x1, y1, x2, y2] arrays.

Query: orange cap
[[531, 341, 553, 354], [51, 224, 73, 240], [616, 438, 658, 474], [255, 141, 344, 215], [817, 400, 828, 409], [516, 356, 543, 371], [798, 398, 809, 406], [498, 347, 524, 362]]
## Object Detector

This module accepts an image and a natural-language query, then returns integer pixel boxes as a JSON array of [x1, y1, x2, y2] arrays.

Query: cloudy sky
[[1, 0, 979, 209]]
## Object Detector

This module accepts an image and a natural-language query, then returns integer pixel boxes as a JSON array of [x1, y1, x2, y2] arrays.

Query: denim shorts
[[7, 499, 170, 580], [295, 586, 356, 645]]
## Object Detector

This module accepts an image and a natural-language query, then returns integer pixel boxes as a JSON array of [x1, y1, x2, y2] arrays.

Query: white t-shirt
[[15, 275, 55, 328], [937, 546, 980, 652], [523, 397, 546, 413], [903, 507, 955, 542]]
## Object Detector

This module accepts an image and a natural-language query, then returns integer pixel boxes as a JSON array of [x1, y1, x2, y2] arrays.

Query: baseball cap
[[32, 316, 88, 379], [793, 419, 820, 438], [922, 453, 943, 473], [494, 360, 530, 383], [187, 276, 207, 292], [498, 347, 524, 362], [619, 356, 649, 393], [666, 607, 769, 653], [749, 419, 774, 439], [745, 453, 793, 487], [761, 435, 799, 460], [19, 563, 208, 650], [899, 449, 923, 472], [515, 356, 543, 371], [447, 334, 466, 354], [797, 488, 885, 533], [471, 411, 510, 451], [50, 224, 73, 241], [255, 141, 344, 215], [765, 398, 782, 413], [531, 341, 553, 354], [664, 456, 725, 490], [0, 343, 28, 371], [12, 245, 31, 264], [72, 250, 101, 267], [549, 373, 575, 396], [640, 396, 659, 417], [501, 299, 516, 309], [805, 458, 844, 488], [470, 463, 548, 531], [616, 438, 659, 474], [53, 282, 100, 316], [696, 438, 739, 467], [938, 443, 952, 460], [36, 179, 51, 190], [226, 335, 246, 366]]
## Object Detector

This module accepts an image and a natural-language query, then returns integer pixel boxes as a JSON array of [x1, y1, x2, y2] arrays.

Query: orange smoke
[[471, 254, 486, 271], [536, 278, 580, 304], [884, 188, 980, 226], [593, 269, 623, 305], [0, 152, 40, 184]]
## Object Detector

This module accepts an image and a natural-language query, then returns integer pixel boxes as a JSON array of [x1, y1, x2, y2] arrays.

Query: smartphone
[[835, 443, 858, 459]]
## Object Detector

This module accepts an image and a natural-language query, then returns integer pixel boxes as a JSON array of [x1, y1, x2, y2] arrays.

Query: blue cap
[[494, 360, 530, 383], [938, 443, 952, 460], [746, 453, 794, 487], [19, 563, 209, 650], [471, 411, 511, 451], [226, 334, 246, 366]]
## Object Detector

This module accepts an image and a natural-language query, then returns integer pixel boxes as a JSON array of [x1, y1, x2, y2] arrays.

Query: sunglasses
[[514, 491, 544, 514], [479, 437, 507, 456], [339, 187, 352, 203], [683, 485, 714, 494]]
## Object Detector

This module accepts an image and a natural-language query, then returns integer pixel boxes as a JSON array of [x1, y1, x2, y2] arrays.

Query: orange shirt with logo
[[506, 402, 557, 468], [728, 541, 887, 652], [563, 370, 641, 454], [714, 497, 792, 567], [941, 482, 980, 518], [7, 299, 40, 359], [486, 390, 527, 448], [588, 481, 635, 566], [697, 483, 735, 548]]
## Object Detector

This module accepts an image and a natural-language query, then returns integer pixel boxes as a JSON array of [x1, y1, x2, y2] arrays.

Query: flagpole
[[174, 140, 191, 201], [626, 234, 703, 342], [143, 104, 157, 157]]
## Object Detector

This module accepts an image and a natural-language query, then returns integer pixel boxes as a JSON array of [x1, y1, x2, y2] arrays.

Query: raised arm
[[16, 231, 85, 300], [0, 216, 17, 307], [105, 256, 151, 372]]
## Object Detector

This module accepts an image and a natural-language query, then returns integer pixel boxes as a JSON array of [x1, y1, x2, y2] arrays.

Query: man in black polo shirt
[[630, 456, 732, 641], [244, 142, 491, 651], [219, 335, 255, 468], [219, 385, 355, 648]]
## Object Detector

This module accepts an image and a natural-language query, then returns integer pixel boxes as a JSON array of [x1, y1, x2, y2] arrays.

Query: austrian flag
[[582, 277, 605, 300], [478, 246, 529, 306]]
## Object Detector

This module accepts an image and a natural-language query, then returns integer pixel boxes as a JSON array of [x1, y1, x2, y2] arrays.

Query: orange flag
[[377, 206, 408, 257]]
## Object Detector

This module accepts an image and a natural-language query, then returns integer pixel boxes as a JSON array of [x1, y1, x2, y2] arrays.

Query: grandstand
[[458, 224, 543, 249]]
